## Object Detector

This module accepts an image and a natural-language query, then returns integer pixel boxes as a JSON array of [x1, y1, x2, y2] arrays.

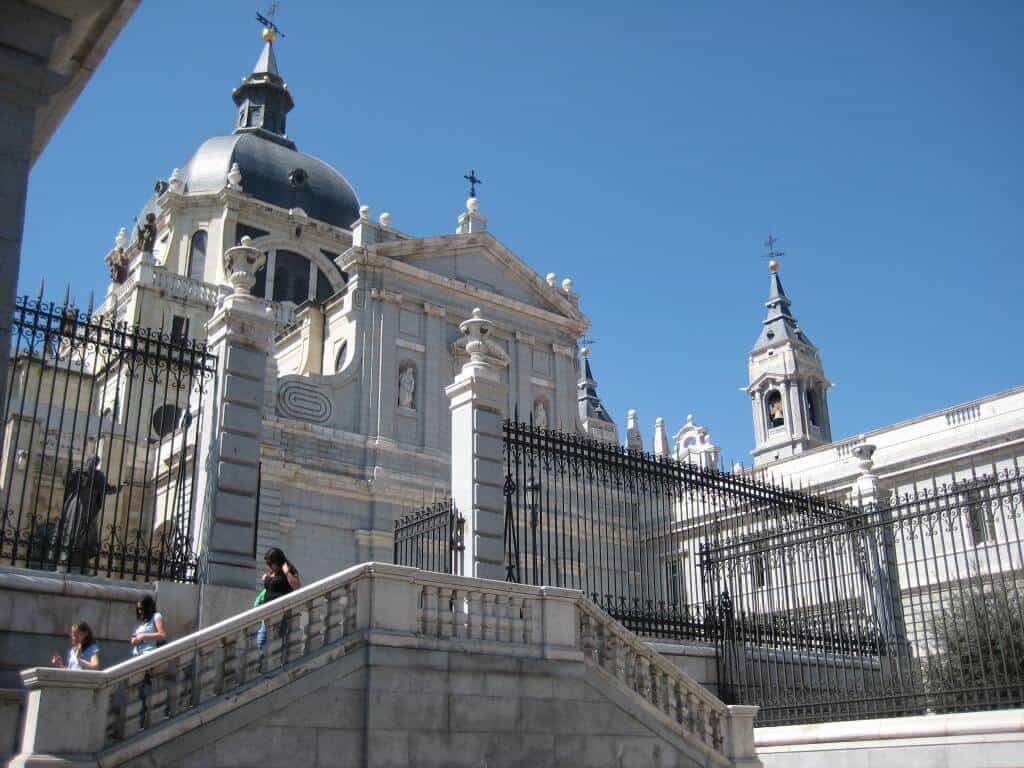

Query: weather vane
[[763, 232, 785, 262], [256, 2, 285, 38], [464, 169, 482, 198]]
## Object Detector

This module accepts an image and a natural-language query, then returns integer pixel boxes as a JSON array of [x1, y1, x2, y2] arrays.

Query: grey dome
[[182, 133, 361, 229]]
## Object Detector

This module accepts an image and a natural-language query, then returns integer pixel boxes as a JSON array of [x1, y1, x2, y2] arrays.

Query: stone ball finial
[[467, 197, 479, 213], [686, 413, 694, 423], [656, 417, 665, 426], [546, 273, 557, 287], [359, 205, 371, 219], [115, 227, 128, 250], [628, 409, 637, 418], [562, 277, 573, 293], [227, 162, 243, 190], [379, 212, 392, 228]]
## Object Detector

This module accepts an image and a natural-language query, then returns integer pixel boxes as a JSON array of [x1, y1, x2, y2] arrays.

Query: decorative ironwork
[[701, 466, 1024, 725], [393, 497, 464, 576], [501, 419, 1024, 726], [0, 294, 216, 582], [501, 418, 852, 644]]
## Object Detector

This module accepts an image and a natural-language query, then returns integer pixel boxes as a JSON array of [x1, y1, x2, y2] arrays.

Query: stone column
[[446, 308, 509, 580], [193, 237, 273, 588], [851, 443, 907, 655]]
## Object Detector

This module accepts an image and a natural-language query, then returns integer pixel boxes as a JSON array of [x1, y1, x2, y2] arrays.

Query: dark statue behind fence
[[0, 295, 217, 582]]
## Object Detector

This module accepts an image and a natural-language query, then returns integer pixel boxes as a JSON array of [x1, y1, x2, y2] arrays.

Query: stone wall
[[756, 709, 1024, 768], [132, 645, 729, 768]]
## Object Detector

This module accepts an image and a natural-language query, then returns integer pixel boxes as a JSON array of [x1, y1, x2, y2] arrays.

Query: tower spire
[[232, 20, 295, 148], [745, 241, 832, 465]]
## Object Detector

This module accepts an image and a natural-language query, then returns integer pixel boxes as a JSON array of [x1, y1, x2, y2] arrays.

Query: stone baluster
[[468, 591, 483, 639], [450, 589, 465, 638], [495, 594, 509, 641], [685, 692, 697, 734], [637, 656, 652, 700], [482, 592, 497, 640], [422, 585, 438, 636], [509, 596, 524, 643], [439, 586, 454, 638], [672, 681, 684, 725], [343, 584, 358, 637]]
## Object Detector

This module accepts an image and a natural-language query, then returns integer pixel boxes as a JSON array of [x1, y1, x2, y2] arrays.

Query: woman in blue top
[[131, 596, 166, 656], [51, 622, 100, 670], [130, 593, 165, 655]]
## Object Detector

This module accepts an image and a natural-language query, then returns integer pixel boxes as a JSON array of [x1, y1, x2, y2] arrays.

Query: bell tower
[[746, 252, 832, 465]]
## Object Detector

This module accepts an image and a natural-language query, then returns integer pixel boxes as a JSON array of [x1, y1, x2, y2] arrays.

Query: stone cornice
[[158, 188, 354, 251], [342, 236, 589, 336]]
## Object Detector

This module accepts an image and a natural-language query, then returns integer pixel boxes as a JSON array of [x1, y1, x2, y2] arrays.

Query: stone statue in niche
[[398, 366, 416, 410], [533, 400, 548, 429]]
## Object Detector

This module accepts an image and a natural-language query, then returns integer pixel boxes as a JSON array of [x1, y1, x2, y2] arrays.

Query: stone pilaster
[[193, 238, 274, 588], [422, 302, 446, 451], [551, 343, 576, 430], [514, 331, 535, 420], [371, 288, 402, 442], [446, 308, 510, 580]]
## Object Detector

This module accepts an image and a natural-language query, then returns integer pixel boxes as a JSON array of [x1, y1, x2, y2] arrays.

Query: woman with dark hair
[[131, 595, 166, 656], [256, 548, 301, 656], [51, 622, 100, 670]]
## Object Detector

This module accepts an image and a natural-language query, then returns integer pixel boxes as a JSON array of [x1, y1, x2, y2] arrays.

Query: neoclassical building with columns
[[85, 32, 619, 581]]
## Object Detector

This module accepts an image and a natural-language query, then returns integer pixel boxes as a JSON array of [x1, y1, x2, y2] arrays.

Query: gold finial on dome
[[768, 259, 779, 272], [261, 26, 277, 43], [580, 346, 590, 358]]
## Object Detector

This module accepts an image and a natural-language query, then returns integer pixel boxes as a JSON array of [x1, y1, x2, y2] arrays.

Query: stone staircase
[[10, 563, 759, 767]]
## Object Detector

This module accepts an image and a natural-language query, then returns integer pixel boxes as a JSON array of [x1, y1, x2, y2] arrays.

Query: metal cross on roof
[[256, 2, 285, 37], [464, 169, 482, 198], [763, 232, 785, 261]]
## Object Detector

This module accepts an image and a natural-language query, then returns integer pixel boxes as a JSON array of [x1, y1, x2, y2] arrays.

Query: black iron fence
[[393, 498, 463, 575], [711, 467, 1024, 724], [501, 419, 1024, 725], [501, 418, 853, 643], [0, 295, 216, 582]]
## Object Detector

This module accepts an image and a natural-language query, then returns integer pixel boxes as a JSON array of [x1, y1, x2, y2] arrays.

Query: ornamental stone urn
[[222, 236, 266, 295]]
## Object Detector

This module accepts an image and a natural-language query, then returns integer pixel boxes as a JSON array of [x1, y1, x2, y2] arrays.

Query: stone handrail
[[577, 598, 734, 759], [14, 564, 756, 767], [151, 270, 226, 308]]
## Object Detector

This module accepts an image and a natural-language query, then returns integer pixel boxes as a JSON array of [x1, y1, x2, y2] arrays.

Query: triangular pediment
[[370, 233, 586, 325]]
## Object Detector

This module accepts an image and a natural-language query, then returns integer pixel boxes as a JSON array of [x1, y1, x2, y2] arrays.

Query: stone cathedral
[[94, 32, 617, 581]]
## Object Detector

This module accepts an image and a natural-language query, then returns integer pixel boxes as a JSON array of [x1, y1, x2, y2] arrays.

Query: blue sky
[[20, 1, 1023, 465]]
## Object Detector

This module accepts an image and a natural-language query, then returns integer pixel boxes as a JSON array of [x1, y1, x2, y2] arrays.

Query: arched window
[[806, 389, 818, 427], [273, 249, 311, 305], [765, 390, 785, 428], [187, 230, 207, 281]]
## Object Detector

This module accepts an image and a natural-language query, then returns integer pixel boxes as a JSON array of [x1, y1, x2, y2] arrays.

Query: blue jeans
[[256, 614, 290, 654]]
